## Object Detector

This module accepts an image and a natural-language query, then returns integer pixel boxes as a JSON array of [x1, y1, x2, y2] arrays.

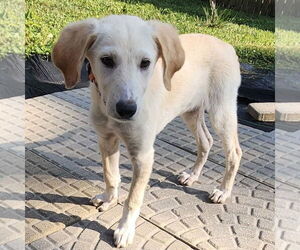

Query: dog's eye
[[140, 59, 150, 69], [101, 56, 115, 68]]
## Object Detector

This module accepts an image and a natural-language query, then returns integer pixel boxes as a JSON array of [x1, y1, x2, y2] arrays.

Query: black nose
[[116, 100, 137, 119]]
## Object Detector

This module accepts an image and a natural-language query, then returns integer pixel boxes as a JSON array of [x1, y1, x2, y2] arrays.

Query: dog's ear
[[150, 21, 185, 91], [52, 19, 97, 89]]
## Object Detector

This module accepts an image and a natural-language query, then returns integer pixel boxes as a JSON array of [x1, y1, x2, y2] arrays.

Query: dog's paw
[[209, 187, 231, 203], [114, 223, 135, 248], [90, 193, 117, 211], [178, 171, 198, 186]]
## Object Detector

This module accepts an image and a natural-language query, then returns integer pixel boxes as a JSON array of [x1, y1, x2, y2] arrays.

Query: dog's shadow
[[24, 192, 117, 247], [159, 175, 213, 204]]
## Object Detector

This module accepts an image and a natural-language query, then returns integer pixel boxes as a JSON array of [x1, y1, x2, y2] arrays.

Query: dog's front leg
[[91, 134, 120, 211], [114, 147, 154, 248]]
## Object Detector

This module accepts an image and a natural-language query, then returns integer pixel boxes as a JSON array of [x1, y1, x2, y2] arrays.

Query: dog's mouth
[[108, 108, 138, 123], [109, 115, 135, 123]]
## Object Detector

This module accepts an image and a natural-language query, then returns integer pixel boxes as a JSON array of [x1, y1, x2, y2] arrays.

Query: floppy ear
[[52, 19, 97, 89], [150, 21, 185, 91]]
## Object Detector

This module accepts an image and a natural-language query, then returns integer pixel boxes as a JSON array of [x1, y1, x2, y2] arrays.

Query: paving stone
[[276, 102, 300, 122], [166, 240, 192, 250], [32, 220, 62, 236], [143, 239, 165, 249], [136, 221, 159, 238], [66, 205, 90, 218], [258, 218, 275, 231], [25, 227, 42, 244], [140, 204, 156, 218], [252, 208, 274, 221], [151, 188, 183, 200], [78, 228, 100, 244], [29, 238, 55, 250], [151, 211, 178, 227], [64, 224, 85, 239], [225, 204, 250, 215], [204, 224, 232, 237], [260, 231, 275, 244], [237, 215, 257, 226], [180, 216, 204, 229], [286, 243, 300, 250], [149, 198, 179, 212], [97, 205, 122, 226], [217, 213, 236, 225], [3, 238, 25, 250], [56, 185, 77, 196], [279, 219, 299, 231], [263, 243, 275, 250], [181, 228, 209, 245], [152, 231, 176, 245], [253, 190, 275, 201], [175, 194, 208, 206], [282, 231, 300, 244], [0, 227, 21, 246], [172, 205, 199, 218], [72, 240, 95, 250], [236, 236, 264, 249], [165, 220, 188, 235], [47, 230, 71, 246], [237, 195, 265, 208], [60, 241, 75, 250], [209, 237, 237, 249], [197, 241, 216, 250], [232, 225, 257, 238]]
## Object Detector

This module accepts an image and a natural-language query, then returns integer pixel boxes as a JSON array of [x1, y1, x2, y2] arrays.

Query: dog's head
[[52, 15, 184, 121]]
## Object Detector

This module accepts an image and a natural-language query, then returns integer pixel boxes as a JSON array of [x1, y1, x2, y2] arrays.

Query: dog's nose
[[116, 100, 137, 119]]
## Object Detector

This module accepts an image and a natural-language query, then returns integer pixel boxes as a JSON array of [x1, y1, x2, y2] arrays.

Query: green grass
[[276, 16, 300, 70], [25, 0, 275, 69], [0, 0, 25, 57]]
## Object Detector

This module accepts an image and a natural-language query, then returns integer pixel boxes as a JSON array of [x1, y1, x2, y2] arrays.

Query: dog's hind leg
[[178, 108, 213, 186], [91, 134, 120, 211], [208, 102, 242, 203]]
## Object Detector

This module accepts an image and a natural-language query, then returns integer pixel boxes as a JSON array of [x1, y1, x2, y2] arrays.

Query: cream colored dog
[[52, 15, 242, 247]]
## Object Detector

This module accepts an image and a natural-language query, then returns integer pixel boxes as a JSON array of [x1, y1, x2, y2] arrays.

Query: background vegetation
[[25, 0, 275, 69], [0, 0, 25, 57], [276, 16, 300, 70]]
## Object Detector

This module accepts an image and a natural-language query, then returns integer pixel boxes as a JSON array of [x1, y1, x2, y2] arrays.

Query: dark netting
[[0, 54, 25, 99], [25, 55, 90, 99]]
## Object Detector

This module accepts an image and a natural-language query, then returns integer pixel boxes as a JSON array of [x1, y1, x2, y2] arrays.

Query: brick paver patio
[[1, 88, 300, 249]]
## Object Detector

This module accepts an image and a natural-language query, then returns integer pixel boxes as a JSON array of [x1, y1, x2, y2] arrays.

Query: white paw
[[209, 187, 231, 203], [90, 193, 117, 211], [114, 223, 135, 248], [178, 171, 198, 186]]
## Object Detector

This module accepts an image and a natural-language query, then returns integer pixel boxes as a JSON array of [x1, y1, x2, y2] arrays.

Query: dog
[[52, 15, 242, 248]]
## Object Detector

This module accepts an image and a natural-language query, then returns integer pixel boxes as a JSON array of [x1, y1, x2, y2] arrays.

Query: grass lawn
[[25, 0, 275, 69], [276, 16, 300, 70], [0, 0, 24, 57]]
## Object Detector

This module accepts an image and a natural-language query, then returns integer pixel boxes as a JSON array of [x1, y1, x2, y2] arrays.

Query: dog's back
[[152, 33, 241, 122]]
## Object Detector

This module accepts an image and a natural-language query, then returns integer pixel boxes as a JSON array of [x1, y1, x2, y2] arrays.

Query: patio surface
[[1, 88, 300, 249]]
